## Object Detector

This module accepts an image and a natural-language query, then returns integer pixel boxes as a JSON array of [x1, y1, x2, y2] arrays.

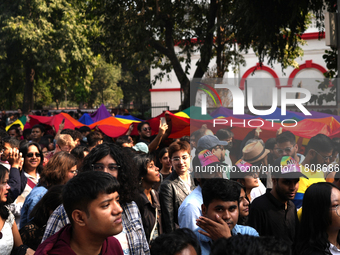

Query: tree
[[89, 0, 334, 110], [88, 56, 123, 108], [0, 0, 97, 112], [309, 47, 337, 105]]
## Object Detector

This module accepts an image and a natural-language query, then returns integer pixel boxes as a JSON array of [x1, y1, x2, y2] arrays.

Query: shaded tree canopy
[[90, 0, 335, 110], [0, 0, 97, 112]]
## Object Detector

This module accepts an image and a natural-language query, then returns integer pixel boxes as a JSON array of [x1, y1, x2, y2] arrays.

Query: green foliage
[[0, 0, 97, 112], [309, 47, 337, 105], [90, 0, 334, 109], [34, 79, 53, 109], [119, 61, 150, 106], [89, 56, 123, 108], [230, 0, 335, 69]]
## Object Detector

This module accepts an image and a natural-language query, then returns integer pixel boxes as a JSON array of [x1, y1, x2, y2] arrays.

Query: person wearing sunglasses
[[293, 134, 333, 209], [276, 131, 305, 164], [137, 113, 172, 153]]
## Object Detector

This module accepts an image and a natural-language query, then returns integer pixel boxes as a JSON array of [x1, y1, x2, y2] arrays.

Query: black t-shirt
[[248, 189, 299, 248]]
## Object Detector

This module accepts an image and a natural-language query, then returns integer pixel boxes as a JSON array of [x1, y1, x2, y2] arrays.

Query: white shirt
[[329, 243, 340, 255]]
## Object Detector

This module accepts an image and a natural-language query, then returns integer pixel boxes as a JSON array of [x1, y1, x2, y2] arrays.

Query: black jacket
[[138, 189, 162, 243], [8, 167, 27, 201], [159, 171, 195, 233]]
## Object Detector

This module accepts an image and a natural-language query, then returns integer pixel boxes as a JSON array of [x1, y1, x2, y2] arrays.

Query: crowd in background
[[0, 109, 340, 255]]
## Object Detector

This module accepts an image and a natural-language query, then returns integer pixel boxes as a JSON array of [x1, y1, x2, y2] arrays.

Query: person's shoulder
[[250, 193, 268, 206], [234, 224, 259, 236]]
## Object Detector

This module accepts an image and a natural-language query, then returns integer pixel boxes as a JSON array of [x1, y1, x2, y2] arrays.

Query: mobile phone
[[160, 117, 166, 126], [61, 119, 65, 124]]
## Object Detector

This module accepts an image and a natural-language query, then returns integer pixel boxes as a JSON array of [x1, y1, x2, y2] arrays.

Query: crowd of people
[[0, 109, 340, 255]]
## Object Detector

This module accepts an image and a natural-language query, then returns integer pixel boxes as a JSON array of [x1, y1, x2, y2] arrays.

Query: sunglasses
[[26, 153, 41, 158], [142, 127, 151, 131], [275, 146, 294, 155], [313, 149, 332, 162]]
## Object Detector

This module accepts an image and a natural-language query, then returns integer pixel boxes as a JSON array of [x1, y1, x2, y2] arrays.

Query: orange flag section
[[29, 113, 84, 133], [28, 112, 340, 140], [88, 117, 131, 138]]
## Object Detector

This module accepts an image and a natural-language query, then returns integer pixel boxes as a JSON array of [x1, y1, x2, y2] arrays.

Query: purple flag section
[[210, 107, 254, 119], [90, 104, 112, 122], [293, 110, 340, 122]]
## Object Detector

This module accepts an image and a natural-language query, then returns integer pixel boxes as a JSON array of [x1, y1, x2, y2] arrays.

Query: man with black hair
[[87, 131, 103, 151], [1, 136, 20, 163], [42, 143, 150, 255], [276, 131, 304, 164], [8, 125, 21, 139], [116, 135, 134, 148], [150, 228, 201, 255], [195, 178, 258, 255], [293, 134, 332, 208], [137, 113, 172, 153], [78, 126, 91, 146], [31, 124, 45, 144], [35, 171, 124, 254], [248, 156, 307, 249]]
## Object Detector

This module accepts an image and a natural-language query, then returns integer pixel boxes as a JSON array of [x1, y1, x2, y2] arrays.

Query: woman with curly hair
[[134, 153, 163, 243], [20, 151, 77, 227], [42, 143, 150, 255], [295, 182, 340, 255]]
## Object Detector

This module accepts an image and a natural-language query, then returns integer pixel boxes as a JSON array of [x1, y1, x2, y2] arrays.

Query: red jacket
[[35, 224, 124, 255]]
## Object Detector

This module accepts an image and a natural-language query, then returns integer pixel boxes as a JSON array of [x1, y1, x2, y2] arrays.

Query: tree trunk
[[23, 66, 35, 113], [181, 0, 218, 110]]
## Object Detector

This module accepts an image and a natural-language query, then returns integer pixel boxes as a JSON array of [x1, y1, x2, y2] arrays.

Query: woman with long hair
[[20, 142, 44, 196], [295, 182, 340, 255], [11, 142, 44, 229], [134, 153, 163, 243], [0, 165, 34, 254], [20, 151, 77, 227]]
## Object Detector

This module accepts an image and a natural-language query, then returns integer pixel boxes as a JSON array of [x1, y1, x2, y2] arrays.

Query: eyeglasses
[[172, 155, 190, 162], [313, 149, 332, 162], [275, 146, 294, 155], [331, 204, 340, 217], [92, 163, 120, 172], [69, 169, 78, 175], [142, 127, 151, 131], [26, 153, 41, 158]]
